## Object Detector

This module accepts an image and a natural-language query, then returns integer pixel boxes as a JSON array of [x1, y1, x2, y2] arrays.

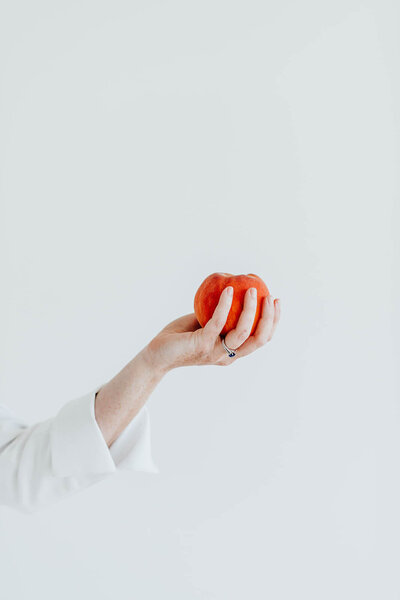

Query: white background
[[1, 1, 399, 598]]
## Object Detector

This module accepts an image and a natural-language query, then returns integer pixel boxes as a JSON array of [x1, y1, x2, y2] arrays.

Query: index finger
[[202, 286, 233, 339]]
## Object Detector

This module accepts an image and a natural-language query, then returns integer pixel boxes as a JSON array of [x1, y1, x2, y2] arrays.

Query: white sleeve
[[0, 384, 159, 514]]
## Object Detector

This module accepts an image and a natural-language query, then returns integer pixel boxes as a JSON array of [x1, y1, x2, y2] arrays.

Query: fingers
[[233, 296, 280, 358], [224, 287, 258, 349], [270, 298, 281, 338], [202, 286, 233, 339], [258, 294, 276, 342]]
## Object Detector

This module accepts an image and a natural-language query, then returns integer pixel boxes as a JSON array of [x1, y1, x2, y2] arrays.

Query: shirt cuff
[[50, 384, 159, 479]]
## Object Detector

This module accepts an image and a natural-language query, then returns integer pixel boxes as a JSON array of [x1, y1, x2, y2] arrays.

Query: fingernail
[[250, 287, 257, 298], [268, 294, 274, 303], [227, 286, 233, 296]]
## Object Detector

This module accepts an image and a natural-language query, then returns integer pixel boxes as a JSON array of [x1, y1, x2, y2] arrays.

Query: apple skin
[[194, 272, 269, 337]]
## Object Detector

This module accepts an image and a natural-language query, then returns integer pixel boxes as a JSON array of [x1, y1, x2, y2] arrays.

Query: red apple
[[194, 272, 269, 336]]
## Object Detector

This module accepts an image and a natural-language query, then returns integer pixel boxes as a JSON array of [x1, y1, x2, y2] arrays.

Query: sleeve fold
[[0, 384, 159, 513]]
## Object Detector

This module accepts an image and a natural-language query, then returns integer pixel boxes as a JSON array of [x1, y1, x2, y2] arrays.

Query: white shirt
[[0, 384, 159, 514]]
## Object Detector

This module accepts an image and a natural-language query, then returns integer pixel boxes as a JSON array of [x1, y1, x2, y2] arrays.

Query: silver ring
[[221, 336, 237, 358]]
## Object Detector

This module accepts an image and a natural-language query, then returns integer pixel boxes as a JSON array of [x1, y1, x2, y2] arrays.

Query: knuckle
[[203, 327, 215, 341], [199, 344, 209, 357], [198, 337, 211, 356], [205, 321, 218, 336], [237, 328, 249, 342], [217, 319, 226, 331], [209, 317, 223, 332]]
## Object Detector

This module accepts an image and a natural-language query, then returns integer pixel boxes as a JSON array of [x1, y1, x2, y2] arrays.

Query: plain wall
[[0, 1, 399, 598]]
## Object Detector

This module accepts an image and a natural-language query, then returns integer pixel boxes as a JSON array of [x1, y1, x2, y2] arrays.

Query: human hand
[[144, 286, 281, 372]]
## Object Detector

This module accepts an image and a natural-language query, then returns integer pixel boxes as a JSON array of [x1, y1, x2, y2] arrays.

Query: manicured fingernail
[[268, 295, 274, 303], [227, 286, 233, 296], [250, 287, 257, 298]]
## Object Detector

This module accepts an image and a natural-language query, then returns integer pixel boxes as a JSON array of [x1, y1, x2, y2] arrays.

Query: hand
[[144, 286, 281, 372]]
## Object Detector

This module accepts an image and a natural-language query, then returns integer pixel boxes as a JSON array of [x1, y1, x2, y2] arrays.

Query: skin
[[95, 287, 281, 446]]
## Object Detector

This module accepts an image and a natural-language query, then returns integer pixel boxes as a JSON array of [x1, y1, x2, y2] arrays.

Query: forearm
[[94, 345, 167, 447]]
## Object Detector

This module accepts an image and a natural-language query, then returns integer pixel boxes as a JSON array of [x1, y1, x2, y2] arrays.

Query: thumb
[[165, 313, 202, 333]]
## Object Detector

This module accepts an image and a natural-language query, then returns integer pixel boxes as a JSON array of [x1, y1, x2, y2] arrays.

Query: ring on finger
[[221, 336, 237, 358]]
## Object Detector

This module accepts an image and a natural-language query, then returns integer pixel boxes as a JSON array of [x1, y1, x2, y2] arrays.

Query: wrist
[[140, 342, 172, 378]]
